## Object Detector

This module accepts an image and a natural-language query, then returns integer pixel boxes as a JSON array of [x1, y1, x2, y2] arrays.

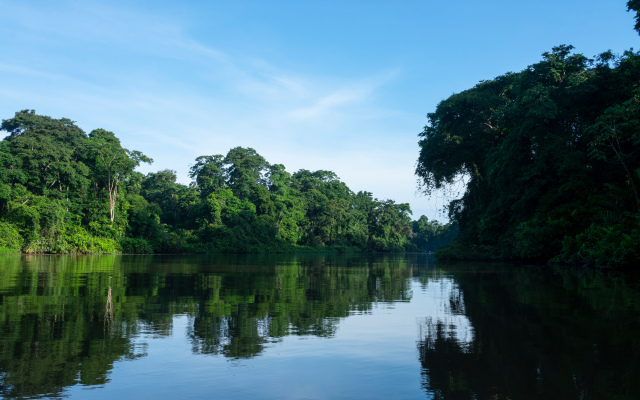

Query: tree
[[411, 215, 458, 252], [189, 155, 225, 199], [0, 110, 90, 211], [87, 129, 152, 223], [266, 164, 291, 195], [142, 169, 186, 226], [588, 89, 640, 211], [416, 44, 640, 266], [223, 147, 269, 200]]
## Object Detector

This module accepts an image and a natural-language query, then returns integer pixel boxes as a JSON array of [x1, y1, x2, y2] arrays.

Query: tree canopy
[[0, 111, 454, 255], [416, 45, 640, 267]]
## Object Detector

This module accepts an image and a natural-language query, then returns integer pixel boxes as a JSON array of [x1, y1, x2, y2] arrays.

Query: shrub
[[0, 221, 23, 251], [120, 237, 154, 254]]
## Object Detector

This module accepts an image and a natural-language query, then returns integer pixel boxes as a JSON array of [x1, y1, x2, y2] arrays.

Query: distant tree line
[[415, 2, 640, 268], [0, 110, 455, 254]]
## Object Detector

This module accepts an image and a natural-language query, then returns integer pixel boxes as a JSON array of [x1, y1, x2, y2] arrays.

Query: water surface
[[0, 254, 638, 399]]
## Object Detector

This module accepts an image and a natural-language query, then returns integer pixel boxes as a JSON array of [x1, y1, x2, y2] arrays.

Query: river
[[0, 254, 638, 399]]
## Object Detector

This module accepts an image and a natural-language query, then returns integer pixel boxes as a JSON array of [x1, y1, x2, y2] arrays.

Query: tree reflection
[[0, 254, 417, 396], [419, 317, 483, 400], [186, 254, 415, 358], [417, 263, 640, 400], [0, 256, 144, 398]]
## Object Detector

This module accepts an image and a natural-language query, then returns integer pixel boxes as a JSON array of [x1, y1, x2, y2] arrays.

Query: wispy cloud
[[289, 88, 369, 120], [0, 0, 444, 220]]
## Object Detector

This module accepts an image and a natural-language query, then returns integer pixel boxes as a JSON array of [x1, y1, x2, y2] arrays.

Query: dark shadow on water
[[417, 261, 640, 400]]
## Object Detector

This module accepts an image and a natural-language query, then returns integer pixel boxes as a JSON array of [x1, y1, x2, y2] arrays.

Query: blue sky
[[1, 0, 637, 221]]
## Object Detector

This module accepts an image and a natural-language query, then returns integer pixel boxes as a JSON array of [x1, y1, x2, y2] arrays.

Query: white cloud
[[289, 88, 368, 120]]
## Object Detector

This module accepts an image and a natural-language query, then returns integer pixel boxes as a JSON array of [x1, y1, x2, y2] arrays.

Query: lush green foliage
[[411, 215, 459, 252], [416, 45, 640, 268], [0, 111, 453, 254], [0, 111, 128, 253]]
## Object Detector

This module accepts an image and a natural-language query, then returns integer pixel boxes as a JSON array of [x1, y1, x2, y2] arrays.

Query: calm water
[[0, 254, 639, 399]]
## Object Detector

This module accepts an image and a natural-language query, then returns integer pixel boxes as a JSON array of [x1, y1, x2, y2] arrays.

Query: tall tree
[[0, 110, 90, 209], [87, 129, 152, 223], [224, 147, 269, 199], [141, 169, 187, 226], [189, 155, 226, 199]]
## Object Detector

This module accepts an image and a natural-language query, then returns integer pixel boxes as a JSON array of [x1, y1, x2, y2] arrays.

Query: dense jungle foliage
[[0, 111, 455, 254], [415, 2, 640, 268]]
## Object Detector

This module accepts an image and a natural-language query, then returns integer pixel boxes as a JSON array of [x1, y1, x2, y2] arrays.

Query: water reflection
[[417, 263, 640, 400], [0, 254, 416, 398], [1, 255, 639, 399]]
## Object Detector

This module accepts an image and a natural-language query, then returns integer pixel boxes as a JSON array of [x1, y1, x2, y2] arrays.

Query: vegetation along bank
[[415, 2, 640, 268], [2, 3, 638, 269], [0, 111, 455, 255]]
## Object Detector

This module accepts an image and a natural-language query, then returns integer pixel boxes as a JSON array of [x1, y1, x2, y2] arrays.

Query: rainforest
[[0, 110, 456, 256], [2, 3, 639, 269], [3, 3, 640, 400]]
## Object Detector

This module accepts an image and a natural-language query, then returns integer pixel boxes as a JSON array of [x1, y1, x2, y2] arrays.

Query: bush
[[0, 221, 23, 251], [0, 246, 20, 254], [120, 237, 154, 254], [554, 222, 640, 268]]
